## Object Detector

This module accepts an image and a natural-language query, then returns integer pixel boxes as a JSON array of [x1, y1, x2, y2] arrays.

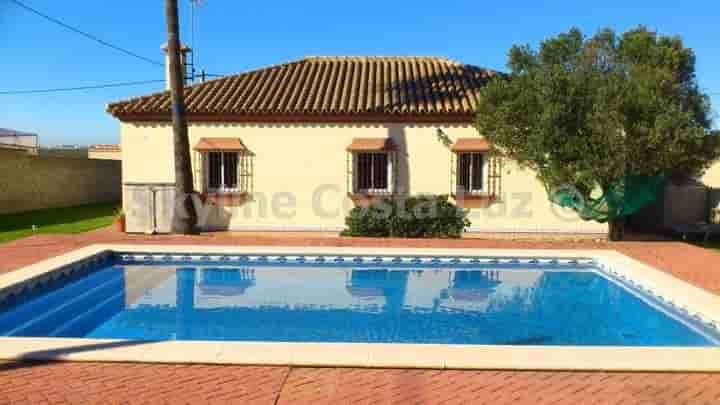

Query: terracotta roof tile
[[451, 138, 492, 152], [107, 56, 498, 121], [346, 138, 397, 151], [194, 138, 247, 151]]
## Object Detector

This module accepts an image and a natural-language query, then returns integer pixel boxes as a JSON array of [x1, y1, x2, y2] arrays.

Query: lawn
[[0, 202, 119, 244], [701, 240, 720, 251]]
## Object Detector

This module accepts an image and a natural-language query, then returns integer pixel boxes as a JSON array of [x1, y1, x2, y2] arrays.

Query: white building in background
[[88, 144, 121, 160], [0, 128, 39, 155]]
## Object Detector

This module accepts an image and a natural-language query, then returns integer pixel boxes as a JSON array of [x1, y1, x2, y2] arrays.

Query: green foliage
[[476, 26, 717, 224], [341, 195, 471, 238]]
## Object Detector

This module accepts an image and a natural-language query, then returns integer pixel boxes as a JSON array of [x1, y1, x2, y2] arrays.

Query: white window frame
[[353, 151, 393, 194], [203, 151, 241, 194], [456, 152, 487, 194]]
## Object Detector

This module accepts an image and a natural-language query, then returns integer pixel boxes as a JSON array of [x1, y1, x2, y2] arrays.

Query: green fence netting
[[548, 175, 666, 223]]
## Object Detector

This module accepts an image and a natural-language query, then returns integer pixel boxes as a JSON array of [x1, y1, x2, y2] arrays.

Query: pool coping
[[1, 244, 719, 372]]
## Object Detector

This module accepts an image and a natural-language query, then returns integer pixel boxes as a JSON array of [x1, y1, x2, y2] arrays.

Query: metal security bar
[[239, 151, 254, 196], [487, 155, 503, 200], [347, 151, 395, 195], [451, 151, 503, 200], [203, 151, 254, 194], [456, 152, 484, 193]]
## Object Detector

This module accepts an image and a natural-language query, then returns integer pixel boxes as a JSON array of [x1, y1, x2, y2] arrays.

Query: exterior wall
[[88, 150, 122, 160], [0, 149, 121, 214], [120, 121, 607, 234], [0, 143, 37, 155], [0, 133, 38, 148], [702, 161, 720, 188], [702, 162, 720, 215], [0, 134, 39, 155]]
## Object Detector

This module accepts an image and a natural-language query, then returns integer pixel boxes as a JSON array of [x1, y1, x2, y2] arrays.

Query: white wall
[[120, 121, 607, 234]]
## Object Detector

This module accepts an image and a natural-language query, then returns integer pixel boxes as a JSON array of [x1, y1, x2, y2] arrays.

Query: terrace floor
[[1, 228, 720, 404]]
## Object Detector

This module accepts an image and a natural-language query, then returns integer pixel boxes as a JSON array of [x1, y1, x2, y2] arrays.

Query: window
[[205, 151, 240, 193], [456, 152, 484, 193], [354, 152, 391, 193]]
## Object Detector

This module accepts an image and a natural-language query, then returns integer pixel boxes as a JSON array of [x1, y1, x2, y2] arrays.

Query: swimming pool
[[2, 245, 720, 371], [1, 249, 718, 347]]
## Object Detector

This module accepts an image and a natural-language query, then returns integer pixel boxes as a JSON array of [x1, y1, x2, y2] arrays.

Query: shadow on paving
[[0, 340, 157, 372]]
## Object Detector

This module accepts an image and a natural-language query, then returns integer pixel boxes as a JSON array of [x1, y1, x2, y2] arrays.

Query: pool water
[[1, 255, 718, 346]]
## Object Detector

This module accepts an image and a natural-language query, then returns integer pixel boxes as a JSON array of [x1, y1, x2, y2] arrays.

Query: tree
[[475, 27, 717, 240], [166, 0, 198, 234]]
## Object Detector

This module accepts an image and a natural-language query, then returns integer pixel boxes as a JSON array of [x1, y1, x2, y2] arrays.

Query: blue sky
[[1, 0, 718, 146]]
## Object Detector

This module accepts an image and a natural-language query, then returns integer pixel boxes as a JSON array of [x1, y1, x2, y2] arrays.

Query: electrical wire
[[8, 0, 164, 68], [0, 80, 165, 95]]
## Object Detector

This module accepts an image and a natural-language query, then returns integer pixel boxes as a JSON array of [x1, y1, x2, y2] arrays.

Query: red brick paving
[[1, 363, 720, 405], [1, 227, 720, 404], [0, 362, 287, 405]]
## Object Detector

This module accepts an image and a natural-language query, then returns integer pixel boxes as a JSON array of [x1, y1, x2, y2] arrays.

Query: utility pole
[[165, 0, 198, 234]]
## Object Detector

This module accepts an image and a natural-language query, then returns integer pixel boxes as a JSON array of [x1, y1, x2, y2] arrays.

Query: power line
[[9, 0, 164, 68], [0, 80, 165, 95]]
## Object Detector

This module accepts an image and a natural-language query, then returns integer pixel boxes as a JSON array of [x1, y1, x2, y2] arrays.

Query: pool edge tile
[[366, 344, 445, 369], [0, 338, 150, 363], [440, 345, 720, 372], [288, 343, 372, 367], [139, 341, 223, 364], [218, 342, 294, 366]]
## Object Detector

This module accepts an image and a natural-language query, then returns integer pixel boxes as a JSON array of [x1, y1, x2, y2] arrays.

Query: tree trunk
[[166, 0, 198, 234], [608, 217, 626, 241]]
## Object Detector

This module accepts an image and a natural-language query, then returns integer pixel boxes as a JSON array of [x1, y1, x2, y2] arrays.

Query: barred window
[[355, 152, 390, 193], [206, 151, 240, 193], [457, 152, 484, 192]]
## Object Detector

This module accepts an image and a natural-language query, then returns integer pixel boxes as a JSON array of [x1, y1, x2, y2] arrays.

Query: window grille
[[451, 152, 503, 199], [347, 151, 396, 195], [456, 152, 484, 193], [487, 154, 503, 199], [201, 151, 254, 194]]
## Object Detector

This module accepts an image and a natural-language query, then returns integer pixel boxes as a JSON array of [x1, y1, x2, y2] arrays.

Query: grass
[[700, 240, 720, 251], [0, 202, 119, 244]]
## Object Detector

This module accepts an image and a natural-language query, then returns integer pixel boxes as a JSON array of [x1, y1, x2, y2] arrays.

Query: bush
[[341, 195, 471, 238]]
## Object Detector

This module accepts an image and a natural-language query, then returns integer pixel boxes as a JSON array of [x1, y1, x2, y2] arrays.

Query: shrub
[[341, 195, 471, 238]]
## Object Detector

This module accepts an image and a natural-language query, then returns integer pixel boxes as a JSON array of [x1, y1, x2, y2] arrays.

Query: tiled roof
[[107, 56, 498, 121]]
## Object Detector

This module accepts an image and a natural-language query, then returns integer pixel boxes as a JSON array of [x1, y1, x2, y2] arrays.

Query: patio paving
[[1, 227, 720, 404]]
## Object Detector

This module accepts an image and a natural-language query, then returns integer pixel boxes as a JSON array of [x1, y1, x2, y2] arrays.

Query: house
[[0, 142, 36, 155], [88, 144, 121, 160], [107, 55, 606, 235], [0, 128, 39, 155]]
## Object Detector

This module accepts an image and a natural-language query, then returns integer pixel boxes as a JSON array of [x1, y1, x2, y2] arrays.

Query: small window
[[354, 152, 391, 193], [205, 151, 241, 193], [457, 152, 484, 193]]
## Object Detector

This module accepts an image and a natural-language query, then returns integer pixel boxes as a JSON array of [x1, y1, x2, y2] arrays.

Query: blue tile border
[[595, 261, 720, 335], [0, 251, 114, 306], [115, 252, 598, 269]]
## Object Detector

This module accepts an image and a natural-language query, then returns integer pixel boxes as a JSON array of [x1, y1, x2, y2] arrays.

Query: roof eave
[[109, 112, 476, 124]]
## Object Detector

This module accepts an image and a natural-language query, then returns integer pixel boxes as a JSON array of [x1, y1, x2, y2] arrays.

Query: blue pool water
[[1, 253, 718, 346]]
